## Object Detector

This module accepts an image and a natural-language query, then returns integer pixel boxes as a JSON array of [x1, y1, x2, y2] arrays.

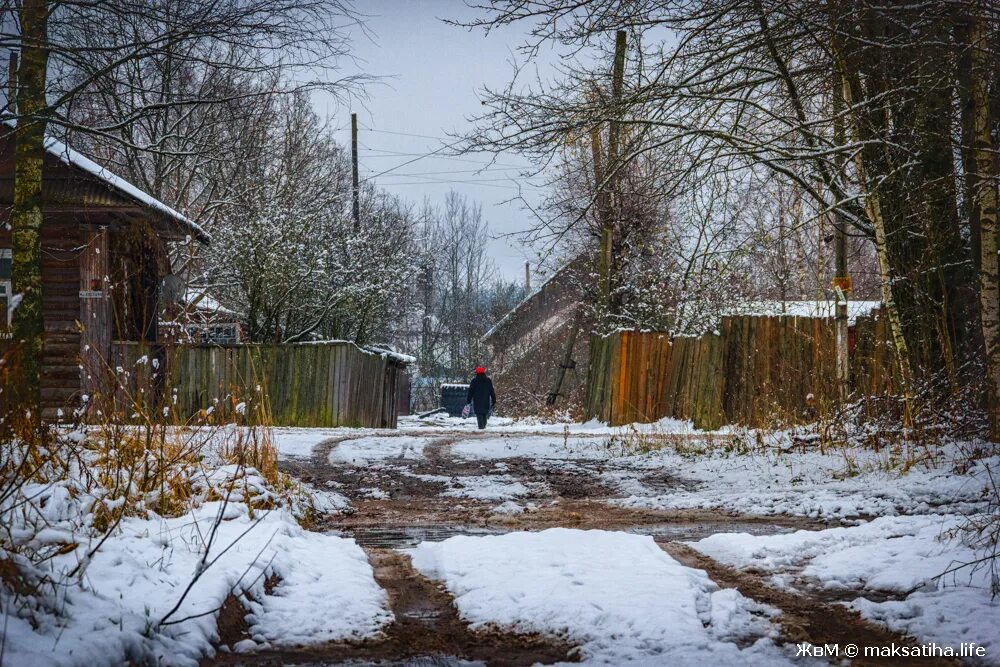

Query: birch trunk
[[834, 46, 915, 418], [968, 6, 1000, 440], [863, 188, 915, 401]]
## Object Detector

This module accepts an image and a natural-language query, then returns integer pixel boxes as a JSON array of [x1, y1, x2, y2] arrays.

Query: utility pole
[[7, 52, 17, 114], [524, 261, 531, 293], [548, 32, 627, 409], [351, 112, 360, 231]]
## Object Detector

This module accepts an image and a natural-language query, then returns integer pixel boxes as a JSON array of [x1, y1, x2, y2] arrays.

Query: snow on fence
[[586, 313, 895, 429], [109, 341, 408, 428]]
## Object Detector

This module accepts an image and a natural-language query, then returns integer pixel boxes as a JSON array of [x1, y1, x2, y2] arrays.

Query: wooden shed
[[0, 128, 208, 419], [483, 256, 591, 416]]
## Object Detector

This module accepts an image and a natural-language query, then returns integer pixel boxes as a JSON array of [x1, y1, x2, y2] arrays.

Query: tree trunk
[[864, 188, 914, 399], [968, 4, 1000, 440], [11, 0, 50, 427], [831, 59, 850, 403], [595, 30, 627, 325], [834, 39, 915, 417]]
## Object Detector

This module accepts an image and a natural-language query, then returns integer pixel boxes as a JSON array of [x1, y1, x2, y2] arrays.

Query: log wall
[[586, 313, 893, 429], [0, 218, 83, 418]]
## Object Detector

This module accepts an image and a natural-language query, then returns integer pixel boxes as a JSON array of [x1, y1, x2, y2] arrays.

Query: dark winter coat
[[466, 374, 496, 414]]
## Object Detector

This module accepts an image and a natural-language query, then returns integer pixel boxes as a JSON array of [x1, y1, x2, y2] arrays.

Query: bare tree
[[1, 0, 365, 421], [410, 191, 524, 384], [456, 0, 998, 426]]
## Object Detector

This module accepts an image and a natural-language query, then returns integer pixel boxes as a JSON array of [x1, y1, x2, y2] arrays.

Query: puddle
[[341, 520, 801, 549], [338, 524, 509, 549], [629, 522, 798, 542], [227, 658, 483, 666]]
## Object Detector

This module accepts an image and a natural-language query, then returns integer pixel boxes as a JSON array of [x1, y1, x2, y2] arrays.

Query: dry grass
[[0, 343, 300, 573], [601, 424, 730, 458]]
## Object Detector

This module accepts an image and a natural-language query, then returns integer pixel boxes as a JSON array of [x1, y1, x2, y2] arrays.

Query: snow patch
[[690, 515, 1000, 660], [1, 503, 390, 667], [328, 436, 431, 465], [411, 528, 793, 664]]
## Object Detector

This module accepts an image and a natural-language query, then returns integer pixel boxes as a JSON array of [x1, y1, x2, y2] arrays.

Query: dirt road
[[207, 429, 949, 666]]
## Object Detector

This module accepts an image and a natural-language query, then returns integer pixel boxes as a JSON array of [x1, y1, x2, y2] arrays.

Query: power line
[[360, 137, 463, 182], [377, 168, 533, 177], [354, 123, 544, 192], [357, 125, 455, 142], [378, 179, 547, 191], [385, 176, 543, 184], [359, 147, 530, 169]]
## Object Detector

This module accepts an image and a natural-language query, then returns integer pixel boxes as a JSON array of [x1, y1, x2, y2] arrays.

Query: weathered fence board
[[586, 313, 893, 429], [110, 341, 407, 428]]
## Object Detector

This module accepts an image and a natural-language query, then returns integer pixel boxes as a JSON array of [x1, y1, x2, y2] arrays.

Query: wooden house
[[159, 289, 246, 345], [0, 129, 209, 419], [483, 256, 591, 415]]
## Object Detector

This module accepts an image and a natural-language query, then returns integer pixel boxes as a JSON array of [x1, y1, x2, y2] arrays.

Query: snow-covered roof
[[483, 260, 577, 340], [728, 300, 881, 324], [184, 289, 238, 316], [2, 120, 209, 243], [43, 136, 210, 243]]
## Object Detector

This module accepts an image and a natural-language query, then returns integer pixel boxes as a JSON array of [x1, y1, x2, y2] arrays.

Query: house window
[[0, 249, 11, 332], [205, 324, 238, 345]]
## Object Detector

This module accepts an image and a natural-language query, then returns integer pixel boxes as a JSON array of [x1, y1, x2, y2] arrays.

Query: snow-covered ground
[[411, 528, 794, 665], [451, 435, 613, 461], [616, 445, 990, 520], [269, 415, 701, 459], [394, 413, 702, 434], [407, 471, 548, 500], [267, 418, 1000, 663], [2, 493, 389, 667], [328, 435, 431, 464], [6, 417, 998, 665], [276, 419, 995, 521], [692, 515, 1000, 660]]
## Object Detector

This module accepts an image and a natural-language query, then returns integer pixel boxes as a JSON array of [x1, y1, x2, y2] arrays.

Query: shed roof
[[483, 257, 583, 341], [1, 121, 209, 243], [44, 136, 210, 243]]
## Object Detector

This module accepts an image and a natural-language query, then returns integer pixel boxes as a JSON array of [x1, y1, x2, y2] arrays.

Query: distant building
[[483, 257, 590, 416], [160, 289, 245, 345]]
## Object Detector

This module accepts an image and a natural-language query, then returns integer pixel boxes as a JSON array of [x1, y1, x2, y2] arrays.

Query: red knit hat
[[475, 366, 486, 374]]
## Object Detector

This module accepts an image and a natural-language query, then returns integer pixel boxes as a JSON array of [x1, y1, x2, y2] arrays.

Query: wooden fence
[[586, 313, 895, 429], [109, 341, 408, 428]]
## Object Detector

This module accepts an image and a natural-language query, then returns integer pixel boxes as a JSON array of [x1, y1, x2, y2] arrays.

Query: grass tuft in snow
[[0, 348, 361, 665]]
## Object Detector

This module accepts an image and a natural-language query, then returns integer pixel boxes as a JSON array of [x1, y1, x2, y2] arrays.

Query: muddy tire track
[[361, 548, 579, 664], [423, 436, 461, 463], [206, 548, 579, 666], [660, 542, 960, 667]]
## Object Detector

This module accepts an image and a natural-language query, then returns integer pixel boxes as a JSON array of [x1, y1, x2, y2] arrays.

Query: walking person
[[466, 366, 496, 429]]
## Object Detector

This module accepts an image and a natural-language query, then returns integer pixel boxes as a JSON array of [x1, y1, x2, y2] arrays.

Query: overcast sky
[[318, 0, 558, 282]]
